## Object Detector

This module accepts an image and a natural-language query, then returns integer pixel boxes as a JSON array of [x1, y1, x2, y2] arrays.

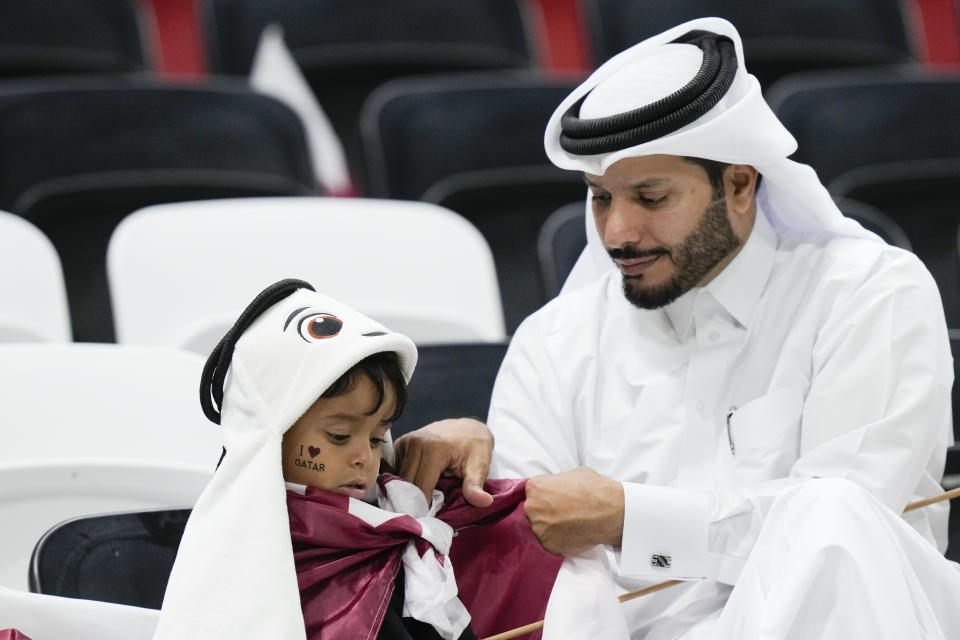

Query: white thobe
[[488, 208, 958, 638]]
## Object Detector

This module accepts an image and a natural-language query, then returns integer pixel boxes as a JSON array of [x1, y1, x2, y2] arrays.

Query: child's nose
[[352, 442, 373, 467]]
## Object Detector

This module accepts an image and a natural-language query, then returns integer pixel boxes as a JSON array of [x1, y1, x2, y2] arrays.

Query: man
[[396, 17, 960, 638]]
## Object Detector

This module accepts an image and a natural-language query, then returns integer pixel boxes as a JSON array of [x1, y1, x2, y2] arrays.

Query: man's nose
[[600, 199, 646, 248]]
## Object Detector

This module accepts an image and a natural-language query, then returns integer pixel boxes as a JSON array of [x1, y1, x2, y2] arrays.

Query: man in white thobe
[[396, 17, 960, 639]]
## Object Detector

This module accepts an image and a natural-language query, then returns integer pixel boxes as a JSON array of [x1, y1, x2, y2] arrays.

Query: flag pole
[[480, 485, 960, 640]]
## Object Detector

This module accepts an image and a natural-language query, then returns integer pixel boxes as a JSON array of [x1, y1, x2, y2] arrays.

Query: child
[[152, 279, 558, 640]]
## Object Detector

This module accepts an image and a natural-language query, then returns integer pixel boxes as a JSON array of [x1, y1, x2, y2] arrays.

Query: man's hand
[[394, 418, 494, 507], [524, 467, 624, 556]]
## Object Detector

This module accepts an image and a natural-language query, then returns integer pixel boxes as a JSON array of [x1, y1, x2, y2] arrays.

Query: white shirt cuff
[[620, 482, 710, 579]]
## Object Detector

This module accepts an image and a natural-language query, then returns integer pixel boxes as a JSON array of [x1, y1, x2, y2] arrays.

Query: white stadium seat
[[0, 211, 71, 343], [107, 197, 506, 355], [0, 344, 221, 589]]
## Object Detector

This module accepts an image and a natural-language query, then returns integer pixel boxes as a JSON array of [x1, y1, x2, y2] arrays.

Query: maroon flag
[[288, 475, 561, 639]]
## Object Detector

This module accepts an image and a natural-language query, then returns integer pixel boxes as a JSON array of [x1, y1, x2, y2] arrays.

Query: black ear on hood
[[199, 278, 316, 426]]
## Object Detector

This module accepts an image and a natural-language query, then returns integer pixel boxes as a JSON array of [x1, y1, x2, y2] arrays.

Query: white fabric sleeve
[[487, 314, 581, 478], [621, 483, 710, 578], [621, 253, 952, 584]]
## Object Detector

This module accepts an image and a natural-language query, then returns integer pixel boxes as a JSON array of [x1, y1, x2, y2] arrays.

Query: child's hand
[[394, 418, 494, 507]]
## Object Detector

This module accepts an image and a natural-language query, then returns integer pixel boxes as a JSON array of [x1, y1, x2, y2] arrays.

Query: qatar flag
[[289, 474, 562, 640]]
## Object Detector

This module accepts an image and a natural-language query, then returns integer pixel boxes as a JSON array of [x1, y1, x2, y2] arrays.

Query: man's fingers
[[462, 453, 493, 507], [395, 435, 420, 481], [411, 453, 445, 506]]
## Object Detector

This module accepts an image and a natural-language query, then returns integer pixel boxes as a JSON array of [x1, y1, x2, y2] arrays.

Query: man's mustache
[[607, 245, 670, 260]]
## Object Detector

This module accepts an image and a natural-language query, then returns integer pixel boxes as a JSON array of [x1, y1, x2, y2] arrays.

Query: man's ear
[[726, 164, 759, 214]]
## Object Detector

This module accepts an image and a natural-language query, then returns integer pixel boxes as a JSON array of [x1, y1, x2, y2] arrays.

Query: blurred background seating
[[107, 197, 506, 354], [30, 508, 191, 609], [0, 0, 147, 79], [361, 72, 583, 330], [0, 343, 220, 590], [585, 0, 915, 89], [0, 211, 71, 343], [0, 79, 317, 343], [202, 0, 534, 192]]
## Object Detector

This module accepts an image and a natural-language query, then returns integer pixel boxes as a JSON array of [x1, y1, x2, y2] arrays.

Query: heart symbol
[[308, 446, 321, 458]]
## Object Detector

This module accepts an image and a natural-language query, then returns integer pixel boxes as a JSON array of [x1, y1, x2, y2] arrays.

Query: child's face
[[281, 373, 394, 498]]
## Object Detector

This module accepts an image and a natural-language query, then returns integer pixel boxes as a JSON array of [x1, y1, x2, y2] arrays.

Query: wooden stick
[[480, 486, 960, 640], [903, 486, 960, 512]]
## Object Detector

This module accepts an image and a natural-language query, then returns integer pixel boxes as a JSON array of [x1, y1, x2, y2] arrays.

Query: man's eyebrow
[[582, 175, 672, 189]]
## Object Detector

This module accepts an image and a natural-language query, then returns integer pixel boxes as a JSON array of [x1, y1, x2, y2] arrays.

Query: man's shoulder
[[775, 228, 932, 292]]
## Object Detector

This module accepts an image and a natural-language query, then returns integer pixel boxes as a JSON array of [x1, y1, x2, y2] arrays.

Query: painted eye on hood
[[297, 313, 343, 342]]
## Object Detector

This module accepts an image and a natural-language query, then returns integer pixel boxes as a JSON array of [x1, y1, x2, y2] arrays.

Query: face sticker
[[295, 444, 325, 472]]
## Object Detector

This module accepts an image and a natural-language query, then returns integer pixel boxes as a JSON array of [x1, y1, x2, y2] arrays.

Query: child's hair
[[320, 351, 408, 423]]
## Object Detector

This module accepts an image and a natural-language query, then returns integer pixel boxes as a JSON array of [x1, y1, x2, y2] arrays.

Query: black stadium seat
[[30, 508, 191, 609], [0, 77, 317, 342], [538, 201, 587, 299], [391, 342, 509, 438], [771, 71, 960, 324], [585, 0, 913, 89], [0, 0, 147, 79], [361, 72, 584, 331], [203, 0, 533, 193]]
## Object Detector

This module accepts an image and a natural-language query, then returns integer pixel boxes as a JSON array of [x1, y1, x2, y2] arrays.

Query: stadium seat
[[771, 71, 960, 324], [391, 343, 509, 438], [203, 0, 533, 192], [0, 78, 316, 343], [585, 0, 914, 89], [0, 464, 208, 594], [0, 211, 71, 342], [107, 197, 506, 354], [948, 334, 960, 477], [361, 72, 585, 331], [833, 196, 912, 251], [30, 508, 191, 609], [0, 0, 147, 78], [537, 201, 587, 299], [0, 343, 220, 589]]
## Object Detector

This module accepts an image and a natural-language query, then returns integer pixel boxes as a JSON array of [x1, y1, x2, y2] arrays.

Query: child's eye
[[369, 437, 386, 448], [327, 433, 350, 445]]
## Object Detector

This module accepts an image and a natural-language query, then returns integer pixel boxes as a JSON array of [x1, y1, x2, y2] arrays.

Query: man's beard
[[611, 195, 741, 309]]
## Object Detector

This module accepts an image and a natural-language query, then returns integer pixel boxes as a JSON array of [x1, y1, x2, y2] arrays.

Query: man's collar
[[663, 203, 777, 341]]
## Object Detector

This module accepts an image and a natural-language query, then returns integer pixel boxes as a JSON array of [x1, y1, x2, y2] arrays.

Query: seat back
[[0, 211, 70, 342], [204, 0, 532, 192], [30, 508, 191, 609], [586, 0, 912, 89], [0, 343, 218, 589], [0, 78, 317, 342], [832, 196, 911, 251], [770, 72, 960, 186], [0, 0, 146, 78], [107, 197, 505, 354], [772, 73, 960, 324], [362, 73, 584, 330], [391, 343, 509, 438], [537, 201, 588, 299], [0, 464, 207, 592]]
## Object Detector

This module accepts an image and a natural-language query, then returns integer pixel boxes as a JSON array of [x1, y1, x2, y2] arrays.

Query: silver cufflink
[[650, 554, 672, 568]]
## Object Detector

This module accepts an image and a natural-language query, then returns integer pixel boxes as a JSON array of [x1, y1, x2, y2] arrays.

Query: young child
[[152, 279, 558, 640]]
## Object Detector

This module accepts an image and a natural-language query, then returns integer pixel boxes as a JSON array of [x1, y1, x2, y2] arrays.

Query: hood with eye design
[[154, 281, 418, 640], [226, 286, 417, 441]]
